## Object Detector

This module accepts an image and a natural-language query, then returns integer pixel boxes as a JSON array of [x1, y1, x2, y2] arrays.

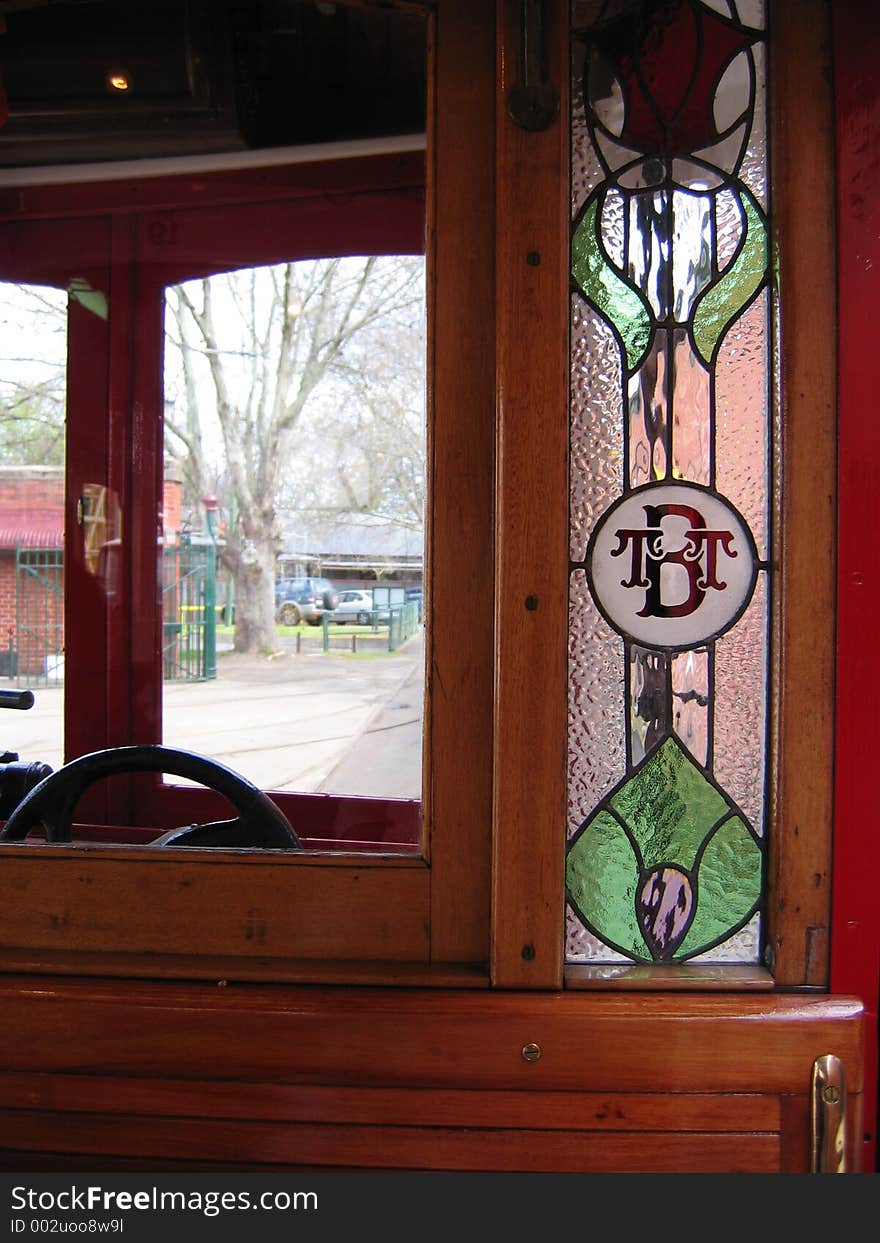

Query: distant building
[[278, 511, 423, 588], [0, 466, 64, 680]]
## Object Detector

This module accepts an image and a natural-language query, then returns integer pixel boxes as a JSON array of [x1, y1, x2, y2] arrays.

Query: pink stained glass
[[715, 290, 770, 559], [713, 573, 768, 833], [671, 647, 709, 767], [672, 328, 711, 484]]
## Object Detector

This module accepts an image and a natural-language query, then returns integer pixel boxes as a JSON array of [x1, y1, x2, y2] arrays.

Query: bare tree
[[0, 282, 67, 465], [164, 255, 424, 653], [277, 305, 426, 528]]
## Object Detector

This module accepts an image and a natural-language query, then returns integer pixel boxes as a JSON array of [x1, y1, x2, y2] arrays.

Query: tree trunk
[[230, 538, 277, 654]]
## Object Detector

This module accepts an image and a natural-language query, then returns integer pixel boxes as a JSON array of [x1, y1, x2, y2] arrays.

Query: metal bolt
[[522, 1042, 541, 1062]]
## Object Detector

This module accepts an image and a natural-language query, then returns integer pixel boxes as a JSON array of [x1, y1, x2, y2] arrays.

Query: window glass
[[0, 281, 67, 773], [566, 0, 770, 965], [161, 256, 426, 801]]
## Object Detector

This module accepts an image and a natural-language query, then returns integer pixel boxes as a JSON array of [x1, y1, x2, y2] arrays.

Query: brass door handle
[[811, 1054, 847, 1172]]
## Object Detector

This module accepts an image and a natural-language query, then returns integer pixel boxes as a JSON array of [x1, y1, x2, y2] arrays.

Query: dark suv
[[274, 576, 339, 626]]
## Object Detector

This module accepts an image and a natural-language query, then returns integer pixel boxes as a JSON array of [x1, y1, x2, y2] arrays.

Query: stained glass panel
[[567, 0, 769, 965]]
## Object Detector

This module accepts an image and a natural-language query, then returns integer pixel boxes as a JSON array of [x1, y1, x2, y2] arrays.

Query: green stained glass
[[571, 195, 653, 372], [677, 816, 762, 957], [610, 737, 728, 870], [692, 188, 767, 364], [566, 810, 650, 959], [567, 739, 763, 962]]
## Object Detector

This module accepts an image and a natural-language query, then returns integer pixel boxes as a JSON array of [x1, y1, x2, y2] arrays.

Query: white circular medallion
[[586, 482, 758, 649]]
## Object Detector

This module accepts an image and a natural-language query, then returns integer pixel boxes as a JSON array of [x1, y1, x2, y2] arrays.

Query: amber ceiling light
[[105, 69, 132, 94]]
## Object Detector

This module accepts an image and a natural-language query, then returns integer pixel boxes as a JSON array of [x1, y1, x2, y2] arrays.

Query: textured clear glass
[[739, 40, 767, 210], [672, 192, 713, 322], [715, 291, 769, 557], [568, 570, 626, 839], [600, 188, 626, 269], [570, 35, 604, 221], [569, 299, 623, 563], [691, 912, 761, 964], [628, 190, 670, 320], [714, 573, 767, 832], [715, 186, 744, 269], [566, 908, 629, 963], [627, 330, 668, 487], [671, 647, 709, 767], [692, 189, 766, 366], [629, 646, 668, 766]]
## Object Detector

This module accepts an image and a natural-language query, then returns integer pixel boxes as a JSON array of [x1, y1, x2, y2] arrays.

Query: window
[[0, 2, 497, 979], [566, 1, 771, 967], [0, 1, 836, 993]]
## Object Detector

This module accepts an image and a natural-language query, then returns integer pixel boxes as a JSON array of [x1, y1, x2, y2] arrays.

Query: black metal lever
[[0, 690, 34, 710], [507, 0, 559, 131]]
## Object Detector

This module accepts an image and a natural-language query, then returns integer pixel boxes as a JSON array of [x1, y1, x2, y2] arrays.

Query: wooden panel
[[0, 982, 862, 1172], [767, 0, 837, 985], [0, 1073, 781, 1133], [0, 850, 430, 961], [2, 1112, 782, 1173], [0, 980, 862, 1095], [491, 0, 569, 988], [427, 0, 495, 963]]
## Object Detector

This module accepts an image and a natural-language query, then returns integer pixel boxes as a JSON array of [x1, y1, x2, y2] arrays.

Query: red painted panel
[[832, 0, 880, 1173]]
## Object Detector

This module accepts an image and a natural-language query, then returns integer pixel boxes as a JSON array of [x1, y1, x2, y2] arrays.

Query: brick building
[[0, 465, 64, 681]]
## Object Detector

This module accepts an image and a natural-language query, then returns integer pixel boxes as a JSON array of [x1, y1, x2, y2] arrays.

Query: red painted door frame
[[832, 0, 880, 1173]]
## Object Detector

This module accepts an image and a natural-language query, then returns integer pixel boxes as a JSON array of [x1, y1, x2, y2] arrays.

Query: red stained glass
[[589, 0, 755, 155]]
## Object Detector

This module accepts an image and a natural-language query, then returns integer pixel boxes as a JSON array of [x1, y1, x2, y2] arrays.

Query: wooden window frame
[[0, 0, 497, 985], [0, 0, 836, 993], [491, 0, 836, 992]]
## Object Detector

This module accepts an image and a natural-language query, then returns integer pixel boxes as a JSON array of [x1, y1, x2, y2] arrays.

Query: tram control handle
[[0, 687, 300, 848], [0, 689, 34, 711], [0, 687, 54, 821]]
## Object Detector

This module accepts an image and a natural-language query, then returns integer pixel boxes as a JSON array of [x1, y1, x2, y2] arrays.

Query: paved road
[[3, 630, 424, 800]]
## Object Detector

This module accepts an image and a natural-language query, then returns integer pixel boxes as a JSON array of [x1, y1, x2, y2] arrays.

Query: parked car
[[332, 588, 389, 626], [274, 576, 339, 626]]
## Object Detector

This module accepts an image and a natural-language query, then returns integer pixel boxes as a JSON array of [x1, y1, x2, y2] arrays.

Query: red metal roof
[[0, 510, 63, 550]]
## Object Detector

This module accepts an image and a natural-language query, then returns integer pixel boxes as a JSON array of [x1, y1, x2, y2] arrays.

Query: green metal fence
[[161, 540, 217, 681], [14, 545, 64, 687], [387, 602, 420, 651]]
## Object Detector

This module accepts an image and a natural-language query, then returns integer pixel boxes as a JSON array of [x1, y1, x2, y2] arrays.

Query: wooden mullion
[[767, 0, 836, 986], [491, 0, 569, 988]]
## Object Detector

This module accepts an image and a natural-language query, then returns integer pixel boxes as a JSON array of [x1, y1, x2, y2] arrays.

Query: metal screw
[[522, 1042, 541, 1062], [526, 251, 541, 266], [521, 943, 536, 959], [525, 595, 539, 612], [823, 1084, 840, 1105]]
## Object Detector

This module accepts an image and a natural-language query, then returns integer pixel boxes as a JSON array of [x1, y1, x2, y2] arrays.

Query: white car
[[332, 589, 389, 626]]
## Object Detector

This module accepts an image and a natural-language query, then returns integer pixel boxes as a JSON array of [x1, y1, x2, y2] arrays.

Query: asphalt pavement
[[3, 629, 425, 801]]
